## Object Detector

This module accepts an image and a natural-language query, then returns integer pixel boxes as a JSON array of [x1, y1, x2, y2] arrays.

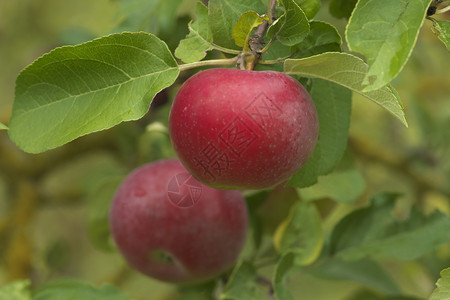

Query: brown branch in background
[[349, 136, 450, 199]]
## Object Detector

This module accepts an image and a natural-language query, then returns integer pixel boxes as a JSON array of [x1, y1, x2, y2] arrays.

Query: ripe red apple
[[169, 68, 319, 190], [109, 159, 248, 283]]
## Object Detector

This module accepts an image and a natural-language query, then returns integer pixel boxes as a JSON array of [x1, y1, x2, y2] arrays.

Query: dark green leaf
[[232, 11, 268, 47], [220, 262, 271, 300], [208, 0, 266, 49], [0, 280, 30, 300], [272, 0, 310, 46], [284, 52, 407, 126], [88, 176, 124, 251], [311, 78, 351, 175], [330, 193, 450, 261], [175, 2, 214, 63], [8, 32, 179, 153], [287, 143, 321, 188], [346, 0, 432, 91], [314, 258, 401, 295], [273, 253, 295, 300], [294, 0, 321, 19], [430, 268, 450, 300], [432, 19, 450, 51], [32, 279, 131, 300], [291, 21, 342, 59], [329, 0, 357, 19], [274, 202, 323, 266]]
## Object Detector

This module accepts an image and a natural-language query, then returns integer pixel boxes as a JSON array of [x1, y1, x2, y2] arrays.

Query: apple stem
[[178, 57, 239, 72], [246, 0, 278, 70]]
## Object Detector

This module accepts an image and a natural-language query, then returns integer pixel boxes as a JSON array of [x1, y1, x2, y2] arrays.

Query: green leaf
[[274, 201, 323, 266], [0, 280, 30, 300], [39, 151, 125, 201], [346, 290, 422, 300], [220, 261, 271, 300], [432, 19, 450, 51], [273, 253, 295, 300], [232, 11, 268, 47], [299, 167, 366, 203], [294, 0, 321, 19], [329, 0, 357, 19], [310, 78, 350, 175], [113, 0, 184, 34], [0, 122, 7, 130], [330, 193, 450, 261], [314, 258, 401, 295], [33, 279, 131, 300], [272, 0, 310, 46], [175, 2, 214, 63], [8, 32, 179, 153], [346, 0, 432, 91], [430, 268, 450, 300], [209, 0, 266, 49], [287, 142, 321, 188], [88, 176, 124, 251], [284, 52, 408, 126], [291, 21, 342, 59]]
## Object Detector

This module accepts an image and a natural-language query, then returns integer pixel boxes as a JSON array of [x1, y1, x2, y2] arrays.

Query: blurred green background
[[0, 0, 449, 299]]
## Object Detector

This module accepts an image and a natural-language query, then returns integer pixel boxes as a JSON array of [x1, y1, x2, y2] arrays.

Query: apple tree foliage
[[1, 0, 450, 299]]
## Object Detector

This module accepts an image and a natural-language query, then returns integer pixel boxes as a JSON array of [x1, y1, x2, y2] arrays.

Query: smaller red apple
[[109, 159, 248, 283]]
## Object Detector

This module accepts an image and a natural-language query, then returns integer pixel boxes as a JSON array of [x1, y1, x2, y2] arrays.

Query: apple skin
[[109, 159, 248, 283], [169, 68, 319, 190]]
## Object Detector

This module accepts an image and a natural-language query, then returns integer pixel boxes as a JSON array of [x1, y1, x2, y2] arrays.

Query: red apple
[[109, 159, 248, 283], [169, 68, 319, 190]]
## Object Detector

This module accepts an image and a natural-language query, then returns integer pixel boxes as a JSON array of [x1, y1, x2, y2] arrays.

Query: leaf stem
[[436, 5, 450, 14], [211, 44, 241, 55], [178, 57, 239, 72]]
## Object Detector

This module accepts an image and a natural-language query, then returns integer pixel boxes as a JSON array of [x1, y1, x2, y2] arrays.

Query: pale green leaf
[[330, 193, 450, 261], [329, 0, 357, 19], [8, 32, 179, 153], [314, 258, 400, 295], [175, 2, 214, 63], [232, 11, 268, 47], [40, 151, 125, 201], [274, 0, 310, 46], [284, 52, 407, 126], [0, 280, 30, 300], [430, 268, 450, 300], [274, 202, 323, 266], [432, 19, 450, 51], [347, 290, 422, 300], [209, 0, 266, 49], [300, 168, 366, 203], [294, 0, 321, 19], [310, 78, 350, 175], [273, 253, 295, 300], [0, 122, 7, 130], [220, 261, 271, 300], [346, 0, 432, 91], [33, 279, 131, 300]]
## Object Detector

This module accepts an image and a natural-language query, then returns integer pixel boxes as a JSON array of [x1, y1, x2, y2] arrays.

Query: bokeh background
[[0, 0, 449, 299]]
